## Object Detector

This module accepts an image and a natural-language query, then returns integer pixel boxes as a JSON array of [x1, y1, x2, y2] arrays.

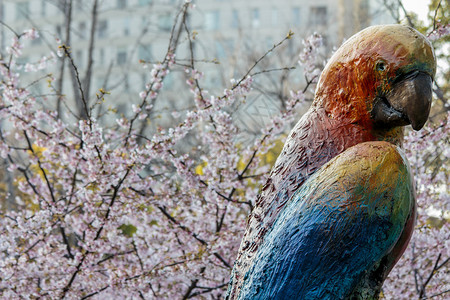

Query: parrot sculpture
[[226, 24, 436, 299]]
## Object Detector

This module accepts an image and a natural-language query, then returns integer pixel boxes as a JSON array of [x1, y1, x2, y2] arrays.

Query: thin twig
[[187, 283, 229, 298], [432, 0, 442, 31], [0, 20, 20, 37], [82, 0, 99, 101], [419, 253, 442, 299], [62, 45, 90, 120], [56, 0, 73, 116], [250, 66, 296, 77], [233, 30, 294, 90], [397, 0, 414, 28]]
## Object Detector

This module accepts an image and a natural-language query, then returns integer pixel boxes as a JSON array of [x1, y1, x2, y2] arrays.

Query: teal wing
[[237, 141, 415, 300]]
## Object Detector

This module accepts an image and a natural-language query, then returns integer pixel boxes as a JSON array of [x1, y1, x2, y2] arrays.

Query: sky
[[402, 0, 431, 23]]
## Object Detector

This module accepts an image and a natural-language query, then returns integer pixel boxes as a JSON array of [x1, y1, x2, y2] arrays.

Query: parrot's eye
[[376, 61, 386, 72]]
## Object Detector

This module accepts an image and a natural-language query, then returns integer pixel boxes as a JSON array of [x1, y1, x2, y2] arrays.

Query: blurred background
[[0, 0, 447, 142], [0, 2, 448, 298]]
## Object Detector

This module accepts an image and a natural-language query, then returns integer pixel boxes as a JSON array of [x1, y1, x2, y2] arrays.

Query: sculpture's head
[[314, 24, 436, 131]]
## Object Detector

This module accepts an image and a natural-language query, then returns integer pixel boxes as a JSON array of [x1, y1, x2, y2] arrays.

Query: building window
[[75, 0, 83, 11], [271, 9, 278, 26], [359, 0, 370, 27], [75, 50, 84, 68], [98, 20, 108, 39], [117, 49, 127, 65], [79, 22, 86, 39], [204, 11, 220, 30], [124, 18, 130, 36], [310, 6, 327, 26], [97, 76, 107, 89], [117, 103, 127, 115], [164, 72, 174, 88], [123, 74, 129, 91], [139, 0, 152, 5], [141, 73, 147, 87], [215, 41, 225, 59], [216, 39, 234, 59], [158, 14, 172, 31], [138, 44, 152, 61], [321, 35, 328, 47], [141, 16, 147, 27], [266, 37, 273, 49], [231, 10, 239, 29], [252, 8, 260, 28], [97, 48, 105, 64], [292, 7, 300, 26], [16, 56, 29, 66], [16, 2, 29, 20], [41, 0, 46, 17], [56, 25, 62, 38], [117, 0, 127, 9]]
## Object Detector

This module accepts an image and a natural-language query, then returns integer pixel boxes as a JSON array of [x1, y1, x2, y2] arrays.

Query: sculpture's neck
[[314, 107, 405, 148], [372, 126, 404, 147]]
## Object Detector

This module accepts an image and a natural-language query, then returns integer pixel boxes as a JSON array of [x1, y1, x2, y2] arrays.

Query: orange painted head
[[313, 25, 436, 131]]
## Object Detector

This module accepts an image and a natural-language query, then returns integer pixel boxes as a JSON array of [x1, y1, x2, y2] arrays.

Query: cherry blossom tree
[[381, 1, 450, 298], [0, 1, 448, 299], [383, 113, 450, 299]]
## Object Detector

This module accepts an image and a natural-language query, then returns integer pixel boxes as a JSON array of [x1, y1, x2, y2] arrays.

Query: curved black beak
[[372, 71, 433, 131]]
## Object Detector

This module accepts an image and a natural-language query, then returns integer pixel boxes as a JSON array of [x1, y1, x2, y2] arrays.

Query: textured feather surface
[[237, 141, 415, 300], [226, 25, 436, 299], [226, 108, 376, 298]]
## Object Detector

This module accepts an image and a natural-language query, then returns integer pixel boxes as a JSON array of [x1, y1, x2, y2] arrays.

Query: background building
[[0, 0, 396, 138]]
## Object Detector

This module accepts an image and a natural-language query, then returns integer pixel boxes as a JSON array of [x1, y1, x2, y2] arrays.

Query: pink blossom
[[0, 22, 446, 300], [428, 24, 450, 41], [22, 28, 39, 40]]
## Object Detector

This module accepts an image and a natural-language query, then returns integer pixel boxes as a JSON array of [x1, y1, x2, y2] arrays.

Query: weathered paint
[[226, 25, 436, 300], [237, 142, 415, 299], [315, 24, 436, 129]]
